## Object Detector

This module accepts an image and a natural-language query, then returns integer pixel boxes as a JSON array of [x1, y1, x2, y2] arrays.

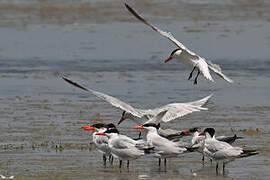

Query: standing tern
[[133, 123, 195, 167], [96, 128, 153, 168], [199, 128, 258, 174], [62, 76, 212, 125], [125, 3, 233, 84], [81, 123, 115, 165], [184, 127, 243, 163]]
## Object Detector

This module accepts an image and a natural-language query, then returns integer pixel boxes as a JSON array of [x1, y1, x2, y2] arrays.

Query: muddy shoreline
[[0, 0, 269, 27], [0, 0, 269, 179]]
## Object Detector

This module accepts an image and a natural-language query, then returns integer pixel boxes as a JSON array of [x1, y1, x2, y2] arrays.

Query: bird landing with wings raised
[[62, 77, 212, 125], [125, 3, 233, 85]]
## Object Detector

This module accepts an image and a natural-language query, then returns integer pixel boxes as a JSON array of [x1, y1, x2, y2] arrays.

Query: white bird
[[125, 3, 234, 85], [62, 76, 212, 125], [96, 128, 152, 168], [184, 127, 243, 162], [199, 128, 258, 174], [133, 123, 191, 167], [82, 123, 114, 165]]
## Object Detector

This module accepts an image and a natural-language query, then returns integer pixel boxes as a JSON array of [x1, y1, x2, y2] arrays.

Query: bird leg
[[119, 160, 122, 169], [164, 158, 167, 167], [109, 155, 114, 165], [202, 155, 205, 166], [103, 155, 107, 166], [188, 66, 196, 80], [159, 158, 161, 166], [108, 154, 111, 162], [194, 70, 200, 85], [127, 160, 130, 168], [222, 162, 225, 175], [216, 163, 219, 175], [138, 132, 142, 139]]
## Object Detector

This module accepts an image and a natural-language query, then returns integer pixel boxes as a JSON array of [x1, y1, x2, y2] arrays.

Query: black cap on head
[[189, 127, 200, 133], [106, 123, 116, 129], [91, 123, 106, 129], [122, 111, 126, 117], [170, 48, 181, 56], [143, 123, 160, 129], [104, 128, 119, 134], [204, 128, 215, 137]]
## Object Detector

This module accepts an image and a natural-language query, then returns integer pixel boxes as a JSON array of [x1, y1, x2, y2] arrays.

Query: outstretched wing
[[126, 3, 233, 83], [186, 94, 213, 106], [62, 77, 143, 118], [161, 104, 207, 122], [207, 61, 234, 83], [125, 3, 199, 59], [153, 94, 212, 123]]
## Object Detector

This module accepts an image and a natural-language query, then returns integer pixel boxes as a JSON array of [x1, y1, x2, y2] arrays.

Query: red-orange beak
[[81, 126, 96, 132], [199, 132, 205, 136], [118, 117, 125, 125], [183, 130, 190, 134], [133, 126, 144, 130], [96, 132, 106, 136], [165, 56, 173, 63]]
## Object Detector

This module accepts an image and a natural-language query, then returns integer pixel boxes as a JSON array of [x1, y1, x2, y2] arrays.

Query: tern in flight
[[125, 3, 233, 84], [62, 76, 212, 125]]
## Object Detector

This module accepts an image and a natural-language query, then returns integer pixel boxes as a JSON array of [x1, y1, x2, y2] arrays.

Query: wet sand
[[0, 0, 270, 179], [0, 0, 270, 26]]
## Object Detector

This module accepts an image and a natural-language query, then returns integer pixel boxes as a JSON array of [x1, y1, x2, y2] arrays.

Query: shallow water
[[0, 1, 270, 180]]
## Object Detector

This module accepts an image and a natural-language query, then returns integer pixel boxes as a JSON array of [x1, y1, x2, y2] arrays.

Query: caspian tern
[[133, 123, 193, 167], [96, 128, 153, 168], [199, 128, 258, 174], [125, 3, 234, 85], [62, 77, 212, 125], [185, 127, 243, 162], [81, 123, 114, 165]]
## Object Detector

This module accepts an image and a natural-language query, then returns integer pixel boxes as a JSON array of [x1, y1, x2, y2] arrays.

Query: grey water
[[0, 4, 269, 180]]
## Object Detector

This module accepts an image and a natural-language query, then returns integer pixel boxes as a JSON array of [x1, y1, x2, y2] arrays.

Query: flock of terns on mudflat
[[62, 3, 258, 175]]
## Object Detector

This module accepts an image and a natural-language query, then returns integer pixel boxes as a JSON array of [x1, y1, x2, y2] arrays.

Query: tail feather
[[207, 60, 234, 83], [218, 134, 243, 144], [185, 146, 199, 152], [141, 146, 155, 154], [242, 149, 258, 154], [239, 149, 259, 158], [239, 152, 259, 158]]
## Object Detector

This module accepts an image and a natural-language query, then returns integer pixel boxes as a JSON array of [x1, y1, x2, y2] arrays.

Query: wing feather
[[207, 60, 234, 83], [156, 94, 212, 122], [187, 94, 213, 106], [161, 105, 205, 122], [62, 77, 143, 118], [125, 3, 198, 58], [126, 3, 234, 84]]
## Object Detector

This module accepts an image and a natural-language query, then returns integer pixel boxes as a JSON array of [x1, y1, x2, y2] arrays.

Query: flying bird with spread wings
[[125, 3, 233, 85], [62, 77, 212, 125]]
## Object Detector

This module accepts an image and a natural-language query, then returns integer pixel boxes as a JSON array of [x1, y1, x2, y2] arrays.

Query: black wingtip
[[240, 151, 259, 158], [185, 146, 199, 152], [234, 134, 244, 139], [124, 3, 131, 11], [62, 76, 89, 92]]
